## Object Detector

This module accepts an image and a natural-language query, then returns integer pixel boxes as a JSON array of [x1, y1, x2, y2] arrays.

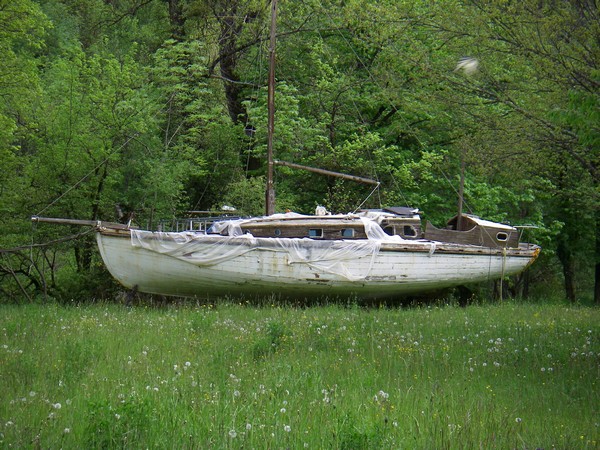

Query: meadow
[[0, 301, 598, 449]]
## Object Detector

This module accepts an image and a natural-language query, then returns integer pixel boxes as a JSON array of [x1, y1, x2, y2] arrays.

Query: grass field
[[0, 301, 598, 449]]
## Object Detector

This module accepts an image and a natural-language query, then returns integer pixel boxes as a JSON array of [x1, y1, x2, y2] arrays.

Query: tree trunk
[[168, 0, 185, 40], [557, 238, 577, 303]]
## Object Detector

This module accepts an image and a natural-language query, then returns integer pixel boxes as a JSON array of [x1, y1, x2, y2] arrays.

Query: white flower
[[280, 407, 286, 414], [228, 429, 237, 438], [233, 390, 240, 397], [515, 417, 522, 423], [63, 428, 71, 434], [52, 403, 62, 410], [246, 423, 252, 430], [284, 425, 291, 432]]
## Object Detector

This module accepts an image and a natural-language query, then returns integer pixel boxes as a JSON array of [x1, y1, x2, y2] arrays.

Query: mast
[[265, 0, 277, 216], [457, 147, 465, 230]]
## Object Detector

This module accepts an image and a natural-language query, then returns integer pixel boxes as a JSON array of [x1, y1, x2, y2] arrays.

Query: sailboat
[[32, 0, 540, 300]]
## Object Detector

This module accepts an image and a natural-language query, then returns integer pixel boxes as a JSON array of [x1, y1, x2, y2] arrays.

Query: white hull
[[96, 231, 539, 299]]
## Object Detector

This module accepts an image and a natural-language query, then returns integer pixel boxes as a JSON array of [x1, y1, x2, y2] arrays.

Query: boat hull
[[96, 231, 539, 299]]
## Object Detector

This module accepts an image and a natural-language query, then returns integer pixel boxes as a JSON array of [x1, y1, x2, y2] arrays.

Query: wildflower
[[115, 414, 121, 420], [515, 417, 522, 423], [246, 423, 252, 430], [284, 425, 291, 432], [29, 391, 36, 397], [280, 407, 287, 414], [234, 390, 240, 397], [52, 403, 62, 410], [63, 428, 71, 434], [229, 429, 237, 438]]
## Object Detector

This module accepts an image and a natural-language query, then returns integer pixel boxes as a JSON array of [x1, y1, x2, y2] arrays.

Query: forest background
[[0, 0, 598, 304]]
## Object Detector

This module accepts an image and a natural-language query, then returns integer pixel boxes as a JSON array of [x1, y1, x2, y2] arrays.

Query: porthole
[[496, 232, 508, 242], [309, 228, 323, 238], [341, 228, 354, 238], [274, 228, 281, 236], [403, 225, 417, 237]]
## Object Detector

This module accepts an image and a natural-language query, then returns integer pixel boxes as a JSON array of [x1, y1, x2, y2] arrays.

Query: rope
[[352, 183, 381, 213], [1, 228, 96, 254]]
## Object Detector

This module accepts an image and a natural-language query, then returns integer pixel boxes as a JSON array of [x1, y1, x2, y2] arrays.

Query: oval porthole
[[274, 228, 281, 236], [403, 225, 417, 237], [341, 228, 354, 238], [496, 232, 508, 241]]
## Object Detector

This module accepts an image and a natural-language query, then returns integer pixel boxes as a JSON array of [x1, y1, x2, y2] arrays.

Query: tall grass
[[0, 301, 598, 448]]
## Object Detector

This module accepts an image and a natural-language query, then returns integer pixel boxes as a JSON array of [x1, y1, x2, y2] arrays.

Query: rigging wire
[[316, 2, 478, 215], [309, 33, 384, 210], [35, 91, 178, 218]]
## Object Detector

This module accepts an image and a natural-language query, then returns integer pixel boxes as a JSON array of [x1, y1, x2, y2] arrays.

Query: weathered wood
[[274, 160, 379, 185]]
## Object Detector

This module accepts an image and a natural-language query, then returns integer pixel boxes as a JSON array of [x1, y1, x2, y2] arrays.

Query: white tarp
[[130, 215, 406, 281]]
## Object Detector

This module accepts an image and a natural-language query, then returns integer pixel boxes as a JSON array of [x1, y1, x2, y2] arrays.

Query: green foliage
[[213, 175, 265, 217], [0, 0, 597, 300]]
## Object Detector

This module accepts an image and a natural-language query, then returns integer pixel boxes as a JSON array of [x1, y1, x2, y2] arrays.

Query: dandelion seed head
[[284, 425, 291, 432], [228, 429, 237, 438]]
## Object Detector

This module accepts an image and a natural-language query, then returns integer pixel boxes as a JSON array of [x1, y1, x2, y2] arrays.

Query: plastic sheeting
[[130, 214, 407, 281]]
